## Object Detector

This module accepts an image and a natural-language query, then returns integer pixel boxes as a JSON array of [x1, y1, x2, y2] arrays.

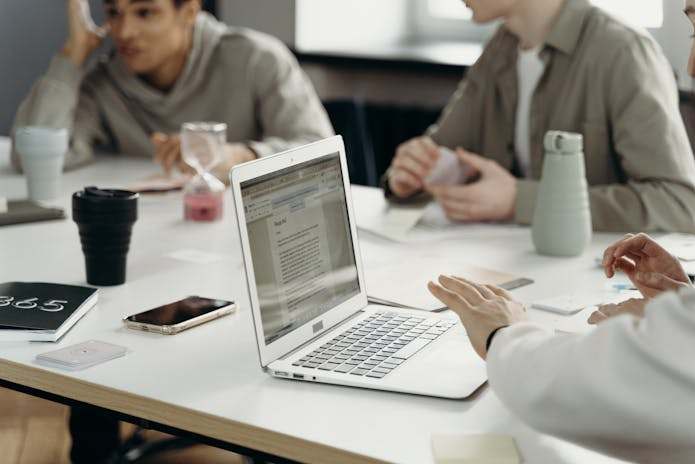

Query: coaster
[[431, 434, 521, 464], [36, 340, 127, 371]]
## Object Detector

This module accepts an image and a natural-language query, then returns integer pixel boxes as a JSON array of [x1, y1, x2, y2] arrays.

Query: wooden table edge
[[0, 358, 388, 464]]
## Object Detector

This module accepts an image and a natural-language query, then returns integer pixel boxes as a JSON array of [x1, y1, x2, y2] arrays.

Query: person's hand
[[211, 144, 257, 182], [588, 298, 647, 324], [425, 149, 517, 222], [62, 0, 108, 67], [387, 136, 439, 198], [152, 133, 256, 179], [602, 233, 691, 299], [428, 275, 528, 359], [152, 132, 187, 174]]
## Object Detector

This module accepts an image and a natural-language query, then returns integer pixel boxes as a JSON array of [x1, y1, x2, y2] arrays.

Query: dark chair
[[323, 99, 378, 186], [679, 90, 695, 154], [364, 103, 442, 181]]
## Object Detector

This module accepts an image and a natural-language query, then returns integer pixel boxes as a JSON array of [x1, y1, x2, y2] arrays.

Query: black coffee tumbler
[[72, 186, 138, 286]]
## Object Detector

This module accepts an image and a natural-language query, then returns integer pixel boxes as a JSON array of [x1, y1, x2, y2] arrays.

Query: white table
[[0, 139, 631, 464]]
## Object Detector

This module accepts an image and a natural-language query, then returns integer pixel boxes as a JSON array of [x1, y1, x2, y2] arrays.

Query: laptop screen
[[240, 152, 360, 345]]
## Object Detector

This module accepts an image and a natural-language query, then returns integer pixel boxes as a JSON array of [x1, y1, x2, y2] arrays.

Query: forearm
[[250, 67, 333, 158], [487, 298, 695, 455], [252, 44, 333, 158], [246, 129, 331, 159], [61, 41, 91, 68], [11, 56, 89, 171], [589, 37, 695, 233], [514, 178, 695, 232]]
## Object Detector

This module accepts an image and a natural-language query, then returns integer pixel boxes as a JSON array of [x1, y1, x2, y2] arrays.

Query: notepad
[[0, 200, 64, 226], [366, 256, 532, 311], [431, 434, 521, 464]]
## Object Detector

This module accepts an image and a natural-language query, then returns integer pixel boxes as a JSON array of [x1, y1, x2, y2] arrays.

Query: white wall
[[219, 0, 296, 45], [295, 0, 407, 50], [652, 5, 693, 90], [0, 0, 107, 136]]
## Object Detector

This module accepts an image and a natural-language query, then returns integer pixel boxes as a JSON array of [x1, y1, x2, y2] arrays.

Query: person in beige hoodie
[[16, 1, 332, 462], [11, 0, 333, 180]]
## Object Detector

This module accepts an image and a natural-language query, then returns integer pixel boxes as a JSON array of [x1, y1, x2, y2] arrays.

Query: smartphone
[[123, 296, 236, 335]]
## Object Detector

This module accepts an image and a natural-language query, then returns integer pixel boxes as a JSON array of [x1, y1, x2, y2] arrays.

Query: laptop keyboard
[[292, 311, 457, 379]]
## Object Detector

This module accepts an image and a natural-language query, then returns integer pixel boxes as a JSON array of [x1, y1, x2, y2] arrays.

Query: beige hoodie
[[11, 12, 333, 170]]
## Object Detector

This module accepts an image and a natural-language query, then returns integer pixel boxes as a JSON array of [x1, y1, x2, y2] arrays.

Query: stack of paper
[[656, 233, 695, 276]]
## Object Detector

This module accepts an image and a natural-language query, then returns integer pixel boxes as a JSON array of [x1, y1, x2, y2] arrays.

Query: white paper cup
[[15, 126, 68, 202]]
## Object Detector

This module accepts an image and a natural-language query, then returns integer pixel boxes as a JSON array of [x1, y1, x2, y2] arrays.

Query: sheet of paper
[[426, 147, 469, 186], [365, 256, 531, 311], [166, 249, 223, 264], [657, 233, 695, 261], [358, 205, 428, 242], [535, 286, 641, 334], [431, 434, 521, 464], [532, 294, 604, 315], [351, 185, 428, 241], [127, 173, 191, 193], [351, 185, 523, 244]]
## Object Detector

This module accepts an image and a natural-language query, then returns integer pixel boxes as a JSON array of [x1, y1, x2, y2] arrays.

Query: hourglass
[[180, 121, 227, 221]]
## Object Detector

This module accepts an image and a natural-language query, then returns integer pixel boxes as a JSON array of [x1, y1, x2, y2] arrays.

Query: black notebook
[[0, 282, 98, 342]]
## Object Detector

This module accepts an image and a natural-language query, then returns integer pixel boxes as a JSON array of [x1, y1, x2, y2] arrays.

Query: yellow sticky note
[[431, 434, 521, 464]]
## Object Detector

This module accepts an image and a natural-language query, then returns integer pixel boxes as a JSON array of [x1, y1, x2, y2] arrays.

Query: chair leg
[[113, 430, 196, 463], [68, 406, 121, 464], [109, 425, 259, 464]]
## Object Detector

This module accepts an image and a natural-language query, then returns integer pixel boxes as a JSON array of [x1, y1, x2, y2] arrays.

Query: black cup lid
[[80, 186, 138, 200], [72, 186, 138, 217]]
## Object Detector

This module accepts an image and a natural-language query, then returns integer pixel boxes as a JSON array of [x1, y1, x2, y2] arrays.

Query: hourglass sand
[[180, 122, 227, 221]]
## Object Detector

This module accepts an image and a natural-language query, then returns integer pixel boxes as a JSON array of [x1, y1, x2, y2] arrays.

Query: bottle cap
[[544, 131, 583, 154]]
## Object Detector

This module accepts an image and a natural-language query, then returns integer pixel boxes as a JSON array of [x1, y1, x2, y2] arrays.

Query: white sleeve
[[486, 288, 695, 460]]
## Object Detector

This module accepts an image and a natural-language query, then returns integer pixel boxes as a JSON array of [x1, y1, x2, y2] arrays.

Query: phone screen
[[125, 296, 233, 326]]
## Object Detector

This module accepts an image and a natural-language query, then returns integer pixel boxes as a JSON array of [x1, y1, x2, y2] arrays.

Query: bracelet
[[485, 325, 509, 353]]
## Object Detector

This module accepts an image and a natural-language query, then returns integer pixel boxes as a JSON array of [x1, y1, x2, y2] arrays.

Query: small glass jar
[[183, 172, 225, 221], [180, 122, 227, 222]]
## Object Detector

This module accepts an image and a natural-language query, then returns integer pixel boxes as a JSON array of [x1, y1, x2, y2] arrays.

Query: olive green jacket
[[425, 0, 695, 232]]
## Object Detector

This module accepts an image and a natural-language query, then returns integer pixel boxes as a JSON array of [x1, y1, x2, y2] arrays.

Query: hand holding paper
[[425, 146, 470, 186], [388, 136, 439, 197], [426, 149, 517, 222]]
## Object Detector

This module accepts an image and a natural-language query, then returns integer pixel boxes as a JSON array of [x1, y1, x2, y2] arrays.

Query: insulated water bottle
[[531, 131, 592, 257]]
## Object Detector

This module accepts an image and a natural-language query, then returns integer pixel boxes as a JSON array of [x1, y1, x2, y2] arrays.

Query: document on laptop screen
[[241, 154, 360, 344]]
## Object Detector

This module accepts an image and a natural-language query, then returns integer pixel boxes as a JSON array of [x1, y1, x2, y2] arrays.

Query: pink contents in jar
[[184, 191, 223, 221]]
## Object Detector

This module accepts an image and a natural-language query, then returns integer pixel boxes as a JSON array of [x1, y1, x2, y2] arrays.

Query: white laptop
[[230, 136, 486, 399]]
